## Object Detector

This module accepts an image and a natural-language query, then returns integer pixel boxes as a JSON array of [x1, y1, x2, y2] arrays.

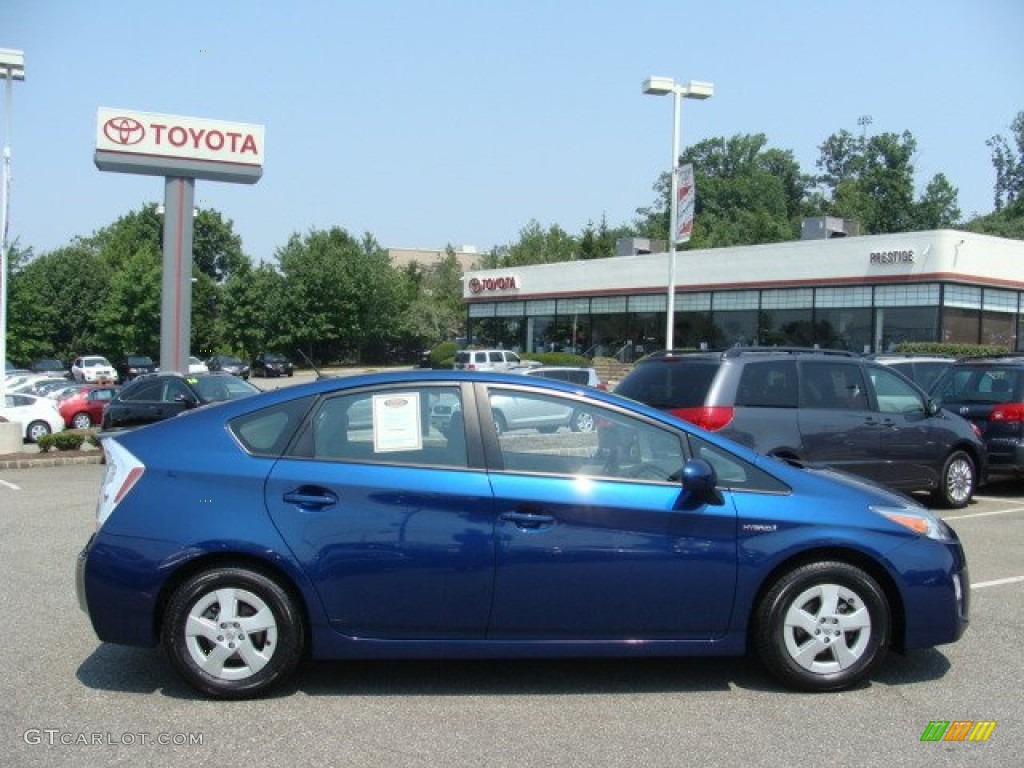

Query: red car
[[58, 385, 119, 429]]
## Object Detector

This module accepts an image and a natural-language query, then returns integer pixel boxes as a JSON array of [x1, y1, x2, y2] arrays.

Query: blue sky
[[3, 0, 1022, 262]]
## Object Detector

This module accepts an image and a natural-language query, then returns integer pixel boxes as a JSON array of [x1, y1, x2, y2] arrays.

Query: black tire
[[162, 566, 305, 699], [753, 561, 889, 692], [71, 412, 93, 430], [26, 420, 51, 443], [931, 450, 975, 509]]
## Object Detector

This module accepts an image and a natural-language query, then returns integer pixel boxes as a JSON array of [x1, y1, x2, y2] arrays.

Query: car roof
[[638, 347, 860, 363]]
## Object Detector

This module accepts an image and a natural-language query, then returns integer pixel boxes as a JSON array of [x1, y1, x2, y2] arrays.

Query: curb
[[0, 453, 105, 470]]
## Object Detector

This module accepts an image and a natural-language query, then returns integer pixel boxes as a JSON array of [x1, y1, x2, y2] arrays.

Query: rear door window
[[735, 361, 798, 407]]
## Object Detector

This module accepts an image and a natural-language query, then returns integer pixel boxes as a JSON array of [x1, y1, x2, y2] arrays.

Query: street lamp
[[642, 76, 713, 350], [1, 48, 26, 414]]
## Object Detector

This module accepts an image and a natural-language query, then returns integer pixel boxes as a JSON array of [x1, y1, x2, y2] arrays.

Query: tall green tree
[[218, 263, 287, 358], [816, 127, 959, 233], [913, 173, 962, 230], [635, 133, 810, 247], [397, 245, 466, 350], [484, 220, 578, 267], [275, 228, 404, 363], [987, 110, 1024, 211], [578, 214, 622, 260], [92, 245, 163, 359], [6, 243, 114, 362]]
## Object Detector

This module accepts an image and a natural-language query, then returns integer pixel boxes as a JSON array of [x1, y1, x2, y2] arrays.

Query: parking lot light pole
[[642, 76, 713, 350], [1, 48, 26, 410]]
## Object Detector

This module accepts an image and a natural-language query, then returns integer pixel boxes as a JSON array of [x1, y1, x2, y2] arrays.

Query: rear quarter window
[[229, 396, 316, 456], [617, 361, 718, 409]]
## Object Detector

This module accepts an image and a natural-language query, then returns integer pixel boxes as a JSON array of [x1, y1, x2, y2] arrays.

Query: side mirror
[[680, 458, 717, 495], [925, 398, 940, 416]]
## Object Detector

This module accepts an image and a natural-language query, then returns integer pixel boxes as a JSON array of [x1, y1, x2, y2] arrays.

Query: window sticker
[[372, 392, 423, 452]]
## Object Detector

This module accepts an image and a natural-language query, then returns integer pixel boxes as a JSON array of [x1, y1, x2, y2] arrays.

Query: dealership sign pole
[[95, 108, 264, 374]]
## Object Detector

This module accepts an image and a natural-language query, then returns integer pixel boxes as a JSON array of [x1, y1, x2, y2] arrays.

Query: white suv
[[453, 349, 539, 372], [71, 355, 119, 383]]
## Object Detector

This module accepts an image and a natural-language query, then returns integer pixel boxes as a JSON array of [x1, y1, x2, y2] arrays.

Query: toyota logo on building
[[103, 116, 146, 146], [468, 276, 518, 293]]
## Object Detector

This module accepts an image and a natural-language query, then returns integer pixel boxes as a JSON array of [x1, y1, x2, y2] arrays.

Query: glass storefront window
[[813, 307, 873, 352], [759, 309, 816, 346], [941, 307, 980, 344], [877, 306, 940, 350]]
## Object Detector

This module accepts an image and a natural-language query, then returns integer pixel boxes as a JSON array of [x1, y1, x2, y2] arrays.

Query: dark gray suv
[[616, 348, 987, 508]]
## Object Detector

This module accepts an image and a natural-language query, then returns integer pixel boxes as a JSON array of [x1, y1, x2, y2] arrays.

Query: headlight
[[871, 505, 953, 541]]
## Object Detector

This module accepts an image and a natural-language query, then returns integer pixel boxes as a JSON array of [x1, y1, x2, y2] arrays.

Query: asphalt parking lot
[[0, 375, 1020, 766]]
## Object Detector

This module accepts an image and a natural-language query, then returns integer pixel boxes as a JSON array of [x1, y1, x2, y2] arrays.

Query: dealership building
[[461, 228, 1024, 358]]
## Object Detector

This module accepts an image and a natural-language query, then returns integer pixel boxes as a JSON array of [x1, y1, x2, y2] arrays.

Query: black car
[[116, 354, 158, 382], [615, 347, 986, 508], [30, 358, 69, 379], [869, 353, 955, 393], [101, 372, 261, 430], [206, 354, 251, 379], [930, 354, 1024, 479], [251, 352, 294, 378]]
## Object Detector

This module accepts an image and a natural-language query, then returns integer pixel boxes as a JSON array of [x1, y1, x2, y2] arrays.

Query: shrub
[[51, 432, 86, 451], [430, 342, 458, 368], [891, 342, 1010, 357], [520, 351, 590, 367]]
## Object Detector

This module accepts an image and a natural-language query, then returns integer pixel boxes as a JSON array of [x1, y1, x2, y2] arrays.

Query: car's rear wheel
[[754, 561, 889, 691], [162, 566, 305, 699], [71, 412, 92, 429], [932, 450, 975, 509], [26, 420, 51, 443]]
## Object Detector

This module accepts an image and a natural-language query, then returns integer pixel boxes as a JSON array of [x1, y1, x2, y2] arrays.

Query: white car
[[188, 356, 209, 374], [2, 393, 66, 442], [71, 355, 119, 383]]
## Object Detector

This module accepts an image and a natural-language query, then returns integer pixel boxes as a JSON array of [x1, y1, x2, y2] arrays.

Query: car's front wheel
[[71, 412, 92, 430], [570, 409, 595, 433], [753, 561, 889, 692], [162, 566, 305, 699], [932, 450, 975, 509]]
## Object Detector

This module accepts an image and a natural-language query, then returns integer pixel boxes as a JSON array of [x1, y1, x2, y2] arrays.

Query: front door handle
[[500, 511, 556, 530]]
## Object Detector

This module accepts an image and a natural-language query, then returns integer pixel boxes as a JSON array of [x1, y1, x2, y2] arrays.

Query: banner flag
[[676, 163, 695, 243]]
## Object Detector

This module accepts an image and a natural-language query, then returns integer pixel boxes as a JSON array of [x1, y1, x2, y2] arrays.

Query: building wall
[[460, 230, 1024, 356], [463, 230, 1024, 301]]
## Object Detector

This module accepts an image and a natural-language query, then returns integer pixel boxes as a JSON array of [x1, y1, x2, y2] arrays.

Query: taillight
[[670, 406, 735, 431], [96, 439, 145, 529], [991, 403, 1024, 422]]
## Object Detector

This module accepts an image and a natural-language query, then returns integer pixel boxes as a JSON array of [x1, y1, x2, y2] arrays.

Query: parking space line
[[972, 576, 1024, 589], [945, 507, 1024, 521], [0, 479, 20, 491]]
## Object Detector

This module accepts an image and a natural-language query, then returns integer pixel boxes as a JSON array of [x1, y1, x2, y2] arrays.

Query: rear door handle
[[283, 488, 339, 509]]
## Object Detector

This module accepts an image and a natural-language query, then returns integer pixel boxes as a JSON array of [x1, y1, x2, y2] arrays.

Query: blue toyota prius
[[76, 370, 969, 698]]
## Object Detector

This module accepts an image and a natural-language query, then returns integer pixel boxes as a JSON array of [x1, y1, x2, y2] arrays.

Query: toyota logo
[[468, 278, 483, 294], [960, 406, 970, 416], [103, 116, 146, 146]]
